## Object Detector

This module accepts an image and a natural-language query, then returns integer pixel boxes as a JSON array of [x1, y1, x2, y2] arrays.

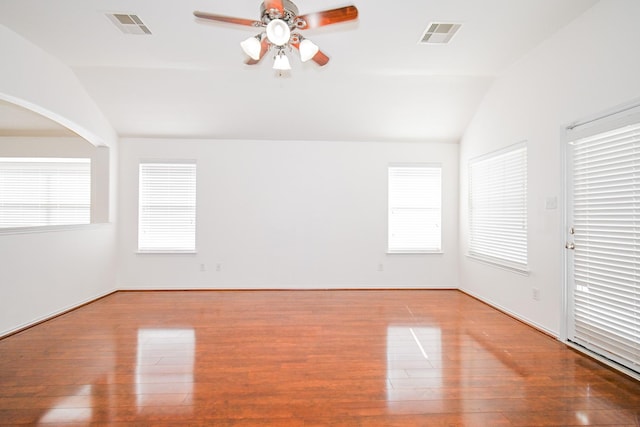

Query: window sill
[[387, 250, 443, 255], [0, 223, 111, 236], [466, 254, 530, 276], [136, 250, 197, 255]]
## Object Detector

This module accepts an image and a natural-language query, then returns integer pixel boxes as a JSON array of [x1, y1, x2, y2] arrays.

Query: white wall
[[0, 225, 116, 336], [0, 23, 119, 336], [118, 138, 459, 289], [0, 137, 118, 336], [458, 0, 640, 335]]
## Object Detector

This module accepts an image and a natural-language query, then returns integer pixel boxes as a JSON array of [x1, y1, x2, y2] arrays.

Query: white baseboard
[[459, 288, 558, 338], [117, 284, 456, 291], [1, 288, 117, 338], [4, 287, 544, 339]]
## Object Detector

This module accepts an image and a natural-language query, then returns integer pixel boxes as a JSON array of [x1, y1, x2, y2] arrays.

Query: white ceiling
[[0, 0, 599, 142]]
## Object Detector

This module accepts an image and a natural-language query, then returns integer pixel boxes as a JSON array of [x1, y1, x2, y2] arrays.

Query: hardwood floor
[[0, 290, 639, 426]]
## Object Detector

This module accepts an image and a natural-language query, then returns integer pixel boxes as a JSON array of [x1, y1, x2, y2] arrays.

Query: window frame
[[137, 160, 197, 254], [467, 142, 528, 273], [387, 163, 443, 254]]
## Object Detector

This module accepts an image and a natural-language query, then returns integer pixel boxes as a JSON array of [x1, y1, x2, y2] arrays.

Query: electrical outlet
[[216, 264, 222, 272], [532, 288, 540, 301], [377, 263, 384, 272], [200, 263, 206, 272]]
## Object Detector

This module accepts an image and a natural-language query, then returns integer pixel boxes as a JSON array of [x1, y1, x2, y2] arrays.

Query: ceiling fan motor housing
[[260, 0, 299, 25]]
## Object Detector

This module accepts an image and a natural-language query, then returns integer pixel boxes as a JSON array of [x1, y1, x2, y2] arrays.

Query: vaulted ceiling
[[0, 0, 599, 142]]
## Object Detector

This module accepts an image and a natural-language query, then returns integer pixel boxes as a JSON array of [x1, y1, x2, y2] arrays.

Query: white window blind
[[138, 162, 196, 252], [468, 143, 527, 269], [0, 157, 91, 228], [569, 121, 640, 372], [388, 164, 441, 253]]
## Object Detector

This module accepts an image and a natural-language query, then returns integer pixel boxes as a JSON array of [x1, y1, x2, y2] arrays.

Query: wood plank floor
[[1, 290, 639, 426]]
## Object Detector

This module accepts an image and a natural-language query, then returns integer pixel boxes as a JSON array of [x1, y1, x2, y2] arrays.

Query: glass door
[[565, 109, 640, 374]]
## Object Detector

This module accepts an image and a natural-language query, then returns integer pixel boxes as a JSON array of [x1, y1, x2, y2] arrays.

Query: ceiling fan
[[194, 0, 358, 70]]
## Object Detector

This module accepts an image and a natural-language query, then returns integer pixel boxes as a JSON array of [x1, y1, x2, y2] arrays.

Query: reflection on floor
[[0, 290, 639, 425], [387, 326, 442, 402], [136, 328, 195, 413]]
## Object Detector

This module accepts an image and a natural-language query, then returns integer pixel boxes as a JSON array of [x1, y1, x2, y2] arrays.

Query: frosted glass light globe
[[299, 39, 319, 62], [273, 53, 291, 70], [266, 19, 290, 46], [240, 36, 262, 60]]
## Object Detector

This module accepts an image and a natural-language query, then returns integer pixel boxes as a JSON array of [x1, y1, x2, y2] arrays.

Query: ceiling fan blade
[[193, 11, 261, 27], [311, 50, 330, 66], [297, 6, 358, 30], [264, 0, 284, 13], [245, 38, 270, 65]]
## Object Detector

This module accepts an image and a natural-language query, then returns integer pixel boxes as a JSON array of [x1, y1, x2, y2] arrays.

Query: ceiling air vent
[[419, 22, 461, 44], [107, 13, 152, 35]]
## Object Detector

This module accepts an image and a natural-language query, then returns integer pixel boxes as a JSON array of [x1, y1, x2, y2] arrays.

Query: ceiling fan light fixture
[[299, 39, 319, 62], [273, 52, 291, 70], [240, 35, 262, 60], [194, 2, 360, 70], [266, 19, 291, 46]]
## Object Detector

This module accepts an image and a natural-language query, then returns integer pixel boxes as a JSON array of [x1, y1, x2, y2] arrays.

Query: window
[[388, 164, 442, 253], [468, 143, 527, 270], [0, 157, 91, 228], [138, 162, 196, 252]]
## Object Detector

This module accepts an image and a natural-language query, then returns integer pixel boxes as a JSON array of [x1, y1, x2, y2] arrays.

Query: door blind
[[0, 157, 91, 228], [570, 122, 640, 371], [388, 165, 442, 253], [138, 162, 196, 252], [468, 143, 527, 269]]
